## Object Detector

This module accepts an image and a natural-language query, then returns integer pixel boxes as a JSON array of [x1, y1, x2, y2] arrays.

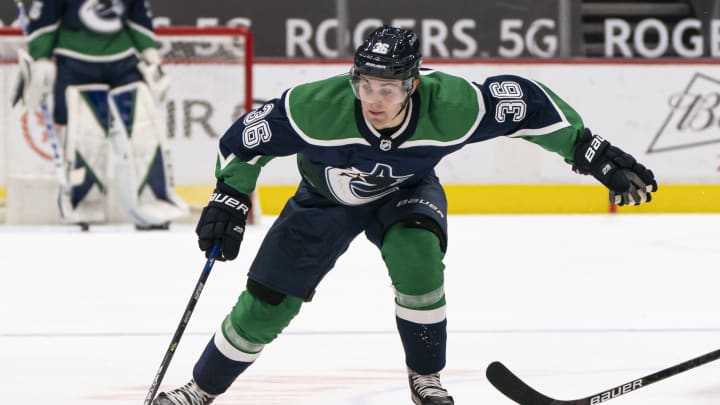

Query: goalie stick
[[144, 242, 221, 405], [486, 347, 720, 405]]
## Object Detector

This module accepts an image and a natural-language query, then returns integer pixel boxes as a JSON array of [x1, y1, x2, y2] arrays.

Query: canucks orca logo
[[325, 163, 413, 205], [79, 0, 125, 34]]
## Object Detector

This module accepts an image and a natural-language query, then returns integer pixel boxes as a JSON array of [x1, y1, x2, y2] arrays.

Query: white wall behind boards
[[3, 61, 720, 190], [250, 62, 720, 187]]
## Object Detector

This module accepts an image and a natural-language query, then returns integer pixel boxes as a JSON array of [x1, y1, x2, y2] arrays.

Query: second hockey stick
[[14, 0, 69, 191], [144, 242, 221, 405], [486, 347, 720, 405]]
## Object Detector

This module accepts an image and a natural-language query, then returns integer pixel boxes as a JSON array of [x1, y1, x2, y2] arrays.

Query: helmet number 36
[[489, 81, 527, 123], [242, 104, 274, 148]]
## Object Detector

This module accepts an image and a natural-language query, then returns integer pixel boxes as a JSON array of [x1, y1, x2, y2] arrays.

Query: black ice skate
[[408, 369, 454, 405], [153, 379, 216, 405]]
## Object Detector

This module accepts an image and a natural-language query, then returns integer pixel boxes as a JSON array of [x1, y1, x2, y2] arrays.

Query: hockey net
[[0, 26, 258, 225]]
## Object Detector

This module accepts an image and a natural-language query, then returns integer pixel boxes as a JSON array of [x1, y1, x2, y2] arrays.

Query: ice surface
[[1, 214, 719, 404]]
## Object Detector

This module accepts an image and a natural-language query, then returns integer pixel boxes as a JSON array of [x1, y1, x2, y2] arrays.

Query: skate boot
[[408, 369, 454, 405], [153, 379, 216, 405]]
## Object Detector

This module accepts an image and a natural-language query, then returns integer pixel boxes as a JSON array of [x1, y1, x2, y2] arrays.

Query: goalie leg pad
[[108, 81, 188, 227], [59, 84, 112, 224]]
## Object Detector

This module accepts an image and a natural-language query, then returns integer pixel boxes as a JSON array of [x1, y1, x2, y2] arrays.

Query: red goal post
[[156, 26, 254, 118], [155, 26, 260, 224], [0, 25, 260, 225]]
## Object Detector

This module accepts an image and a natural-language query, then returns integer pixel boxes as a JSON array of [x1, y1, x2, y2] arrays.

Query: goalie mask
[[350, 26, 421, 104]]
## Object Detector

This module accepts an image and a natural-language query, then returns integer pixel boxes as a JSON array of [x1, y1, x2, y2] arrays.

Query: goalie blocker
[[58, 81, 188, 228]]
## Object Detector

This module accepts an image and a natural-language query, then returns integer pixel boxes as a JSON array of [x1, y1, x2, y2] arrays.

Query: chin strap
[[392, 77, 417, 120], [391, 93, 413, 121]]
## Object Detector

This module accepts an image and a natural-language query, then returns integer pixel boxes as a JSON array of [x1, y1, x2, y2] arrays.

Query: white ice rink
[[2, 214, 719, 404]]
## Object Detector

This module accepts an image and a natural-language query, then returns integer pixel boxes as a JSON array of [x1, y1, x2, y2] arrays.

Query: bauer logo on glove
[[209, 192, 250, 215], [196, 182, 252, 261], [572, 128, 658, 206]]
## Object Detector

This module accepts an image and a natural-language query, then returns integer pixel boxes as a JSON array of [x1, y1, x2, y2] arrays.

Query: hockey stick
[[486, 348, 720, 404], [13, 0, 69, 191], [144, 242, 221, 405]]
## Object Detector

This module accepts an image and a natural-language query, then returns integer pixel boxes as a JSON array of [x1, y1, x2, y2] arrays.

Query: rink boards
[[2, 60, 720, 215]]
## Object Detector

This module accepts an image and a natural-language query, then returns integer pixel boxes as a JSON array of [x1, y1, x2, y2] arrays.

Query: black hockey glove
[[572, 129, 658, 206], [195, 182, 251, 261]]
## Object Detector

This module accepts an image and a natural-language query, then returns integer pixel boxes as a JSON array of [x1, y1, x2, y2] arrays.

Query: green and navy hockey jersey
[[25, 0, 157, 62], [217, 70, 586, 206]]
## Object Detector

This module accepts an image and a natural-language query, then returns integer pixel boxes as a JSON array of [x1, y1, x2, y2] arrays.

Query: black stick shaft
[[579, 348, 720, 405], [487, 347, 720, 405], [144, 244, 220, 405]]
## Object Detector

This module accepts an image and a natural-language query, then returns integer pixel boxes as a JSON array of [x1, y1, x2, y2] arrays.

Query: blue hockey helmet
[[352, 26, 421, 82]]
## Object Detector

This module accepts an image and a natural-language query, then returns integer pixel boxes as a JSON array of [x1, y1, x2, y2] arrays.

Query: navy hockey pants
[[247, 175, 448, 301]]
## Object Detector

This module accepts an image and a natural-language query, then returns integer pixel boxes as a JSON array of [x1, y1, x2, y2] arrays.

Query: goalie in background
[[17, 0, 188, 230]]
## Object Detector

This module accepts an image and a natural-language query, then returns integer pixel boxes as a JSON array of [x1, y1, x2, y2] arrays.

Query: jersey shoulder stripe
[[285, 74, 369, 147], [401, 70, 485, 148]]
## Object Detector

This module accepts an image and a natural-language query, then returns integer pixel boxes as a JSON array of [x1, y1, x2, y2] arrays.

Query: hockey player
[[18, 0, 187, 230], [155, 26, 657, 404]]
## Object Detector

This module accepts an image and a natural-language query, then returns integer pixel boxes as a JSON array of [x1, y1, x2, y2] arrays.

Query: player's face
[[354, 75, 410, 129]]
